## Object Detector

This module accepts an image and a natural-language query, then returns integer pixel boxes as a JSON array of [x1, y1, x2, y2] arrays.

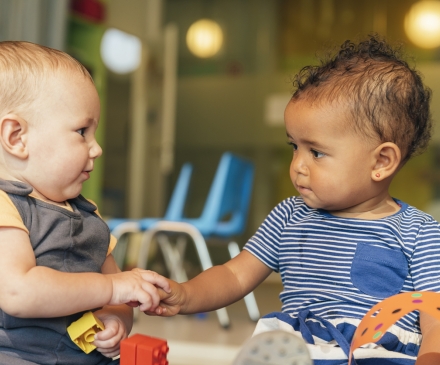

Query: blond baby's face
[[24, 71, 102, 203], [285, 99, 379, 215]]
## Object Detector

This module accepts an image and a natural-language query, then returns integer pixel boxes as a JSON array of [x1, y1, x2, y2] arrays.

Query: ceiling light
[[186, 19, 223, 58], [405, 1, 440, 49], [100, 28, 142, 74]]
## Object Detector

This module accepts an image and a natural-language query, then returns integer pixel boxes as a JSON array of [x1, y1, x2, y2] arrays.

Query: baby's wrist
[[179, 283, 191, 313], [104, 274, 117, 305]]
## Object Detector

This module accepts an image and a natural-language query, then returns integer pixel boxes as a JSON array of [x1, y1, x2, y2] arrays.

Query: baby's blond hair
[[0, 41, 92, 116]]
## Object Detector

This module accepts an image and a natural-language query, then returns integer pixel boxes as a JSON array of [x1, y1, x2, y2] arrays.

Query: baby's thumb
[[158, 287, 170, 301]]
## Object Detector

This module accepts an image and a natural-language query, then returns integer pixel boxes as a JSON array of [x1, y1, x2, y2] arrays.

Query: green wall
[[67, 14, 107, 207]]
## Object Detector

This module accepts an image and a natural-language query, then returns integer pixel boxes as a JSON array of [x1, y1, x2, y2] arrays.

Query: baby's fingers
[[96, 346, 120, 358], [143, 305, 167, 316], [158, 287, 171, 300], [138, 282, 162, 311], [93, 328, 120, 358], [94, 326, 117, 342], [137, 270, 171, 293]]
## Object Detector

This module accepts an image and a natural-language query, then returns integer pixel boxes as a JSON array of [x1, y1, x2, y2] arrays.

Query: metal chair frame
[[137, 153, 260, 328], [106, 163, 193, 268]]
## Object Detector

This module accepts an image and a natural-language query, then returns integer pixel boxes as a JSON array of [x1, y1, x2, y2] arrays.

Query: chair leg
[[110, 222, 141, 269], [156, 234, 188, 283], [148, 221, 231, 329], [111, 238, 128, 269], [137, 229, 158, 270], [172, 235, 189, 282], [175, 225, 231, 328], [134, 228, 190, 320], [228, 241, 261, 322], [133, 227, 164, 322]]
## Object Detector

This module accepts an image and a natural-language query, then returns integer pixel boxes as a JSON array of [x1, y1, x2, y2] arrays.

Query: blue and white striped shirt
[[244, 196, 440, 334]]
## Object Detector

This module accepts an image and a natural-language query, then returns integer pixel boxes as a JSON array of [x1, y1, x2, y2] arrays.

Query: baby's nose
[[90, 140, 102, 159], [291, 154, 308, 175]]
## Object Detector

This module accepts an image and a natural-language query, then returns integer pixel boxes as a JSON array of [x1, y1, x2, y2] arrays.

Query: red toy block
[[120, 335, 139, 365], [121, 334, 169, 365]]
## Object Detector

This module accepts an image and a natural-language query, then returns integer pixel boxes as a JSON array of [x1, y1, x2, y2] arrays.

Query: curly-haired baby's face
[[284, 98, 399, 217]]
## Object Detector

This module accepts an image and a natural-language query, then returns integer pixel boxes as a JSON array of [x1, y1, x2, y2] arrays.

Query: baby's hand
[[93, 311, 126, 358], [107, 269, 170, 312], [144, 279, 185, 317]]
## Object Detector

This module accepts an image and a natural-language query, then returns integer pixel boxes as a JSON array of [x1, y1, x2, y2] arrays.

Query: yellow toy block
[[67, 311, 104, 354]]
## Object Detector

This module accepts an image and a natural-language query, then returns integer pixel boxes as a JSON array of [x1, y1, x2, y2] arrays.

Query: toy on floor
[[67, 311, 104, 354], [348, 291, 440, 365], [232, 329, 312, 365], [120, 333, 169, 365]]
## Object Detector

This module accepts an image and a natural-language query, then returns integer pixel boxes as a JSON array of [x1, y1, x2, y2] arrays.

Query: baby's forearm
[[157, 251, 270, 317], [174, 251, 271, 315], [179, 264, 249, 314], [1, 266, 113, 318], [416, 313, 440, 364]]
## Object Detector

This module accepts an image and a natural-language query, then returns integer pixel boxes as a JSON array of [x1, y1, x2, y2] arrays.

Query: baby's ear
[[371, 142, 401, 181], [0, 114, 29, 159]]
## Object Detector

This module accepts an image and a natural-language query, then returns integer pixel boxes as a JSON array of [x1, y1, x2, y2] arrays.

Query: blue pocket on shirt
[[350, 242, 408, 299]]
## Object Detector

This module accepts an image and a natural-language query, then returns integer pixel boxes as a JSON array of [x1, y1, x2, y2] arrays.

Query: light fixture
[[186, 19, 223, 58], [404, 1, 440, 49], [100, 28, 142, 74]]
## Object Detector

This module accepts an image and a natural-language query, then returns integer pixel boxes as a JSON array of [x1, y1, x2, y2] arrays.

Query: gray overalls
[[0, 179, 118, 365]]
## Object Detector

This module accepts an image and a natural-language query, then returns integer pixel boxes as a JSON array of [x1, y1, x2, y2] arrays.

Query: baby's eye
[[311, 149, 325, 158], [77, 128, 86, 136], [287, 141, 298, 151]]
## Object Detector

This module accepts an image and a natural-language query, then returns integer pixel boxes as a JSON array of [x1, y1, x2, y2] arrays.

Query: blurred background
[[2, 0, 440, 363], [3, 0, 439, 236]]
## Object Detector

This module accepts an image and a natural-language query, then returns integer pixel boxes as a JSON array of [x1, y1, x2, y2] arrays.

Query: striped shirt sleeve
[[410, 219, 440, 292], [244, 197, 296, 272]]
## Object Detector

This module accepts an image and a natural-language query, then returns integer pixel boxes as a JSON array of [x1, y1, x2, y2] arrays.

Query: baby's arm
[[415, 312, 440, 364], [155, 250, 272, 316], [0, 227, 170, 317]]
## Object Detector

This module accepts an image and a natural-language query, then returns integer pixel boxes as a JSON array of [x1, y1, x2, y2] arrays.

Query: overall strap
[[0, 179, 33, 231], [0, 179, 33, 196]]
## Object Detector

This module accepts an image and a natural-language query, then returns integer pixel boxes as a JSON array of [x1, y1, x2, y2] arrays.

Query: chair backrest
[[199, 152, 254, 237], [136, 163, 192, 231], [164, 163, 193, 221]]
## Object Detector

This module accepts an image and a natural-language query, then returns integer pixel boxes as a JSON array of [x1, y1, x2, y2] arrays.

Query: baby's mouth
[[296, 184, 312, 193]]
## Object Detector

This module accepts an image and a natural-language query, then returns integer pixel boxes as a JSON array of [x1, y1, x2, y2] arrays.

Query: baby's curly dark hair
[[291, 34, 432, 163]]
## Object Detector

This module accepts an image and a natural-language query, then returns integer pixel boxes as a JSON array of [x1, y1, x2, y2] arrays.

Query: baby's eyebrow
[[295, 136, 329, 150], [304, 139, 327, 148], [84, 118, 98, 126], [285, 131, 329, 150]]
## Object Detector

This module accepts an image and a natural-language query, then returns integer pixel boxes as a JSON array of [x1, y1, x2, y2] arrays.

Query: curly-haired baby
[[155, 35, 438, 365]]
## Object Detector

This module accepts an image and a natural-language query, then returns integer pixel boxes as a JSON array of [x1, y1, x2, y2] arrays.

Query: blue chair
[[106, 163, 193, 268], [137, 152, 260, 328]]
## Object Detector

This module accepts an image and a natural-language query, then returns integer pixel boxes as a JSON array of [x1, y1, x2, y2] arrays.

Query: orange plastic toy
[[120, 333, 169, 365], [349, 291, 440, 365]]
